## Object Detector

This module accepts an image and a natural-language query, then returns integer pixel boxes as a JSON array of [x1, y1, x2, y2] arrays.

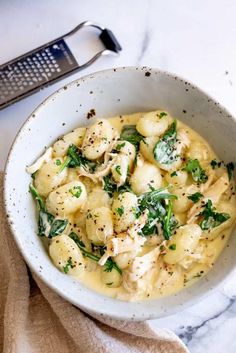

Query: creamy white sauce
[[35, 112, 236, 301]]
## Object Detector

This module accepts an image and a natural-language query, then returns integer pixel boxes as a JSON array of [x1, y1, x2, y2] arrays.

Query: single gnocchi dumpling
[[130, 162, 162, 195], [46, 180, 87, 217], [187, 141, 211, 165], [114, 251, 135, 269], [172, 184, 199, 213], [34, 157, 68, 197], [52, 127, 86, 157], [82, 119, 114, 160], [86, 207, 113, 245], [165, 170, 188, 187], [140, 136, 159, 165], [49, 234, 85, 276], [114, 141, 136, 168], [164, 224, 202, 265], [111, 154, 129, 187], [136, 110, 171, 137], [112, 192, 138, 233], [100, 267, 122, 288], [85, 186, 111, 211]]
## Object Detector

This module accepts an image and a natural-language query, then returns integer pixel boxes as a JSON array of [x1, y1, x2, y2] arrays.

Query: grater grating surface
[[0, 40, 78, 109], [0, 21, 121, 110]]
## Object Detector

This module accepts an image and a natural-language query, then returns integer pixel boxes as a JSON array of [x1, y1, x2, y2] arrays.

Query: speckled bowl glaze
[[4, 67, 236, 321]]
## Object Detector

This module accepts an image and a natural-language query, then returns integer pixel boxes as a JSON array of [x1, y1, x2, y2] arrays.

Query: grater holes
[[1, 39, 78, 106]]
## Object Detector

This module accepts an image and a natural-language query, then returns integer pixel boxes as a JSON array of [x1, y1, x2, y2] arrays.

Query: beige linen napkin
[[0, 172, 189, 353]]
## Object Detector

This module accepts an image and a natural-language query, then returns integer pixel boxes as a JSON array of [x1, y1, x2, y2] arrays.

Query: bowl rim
[[3, 65, 236, 321]]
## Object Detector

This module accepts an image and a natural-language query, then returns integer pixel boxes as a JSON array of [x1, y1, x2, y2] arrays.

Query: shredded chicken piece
[[179, 253, 203, 270], [199, 167, 215, 193], [98, 212, 148, 266], [187, 172, 229, 224], [26, 147, 52, 174], [122, 248, 160, 293], [127, 211, 148, 238], [78, 131, 119, 182], [128, 247, 160, 282], [79, 154, 116, 182]]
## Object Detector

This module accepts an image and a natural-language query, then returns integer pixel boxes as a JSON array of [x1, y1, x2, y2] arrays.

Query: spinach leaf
[[138, 187, 178, 239], [115, 142, 126, 151], [49, 219, 68, 238], [183, 159, 208, 184], [69, 232, 122, 274], [59, 144, 97, 173], [226, 162, 235, 181], [162, 201, 178, 240], [30, 183, 68, 237], [153, 120, 178, 165], [187, 192, 203, 203], [38, 209, 54, 237], [103, 174, 117, 197], [199, 200, 230, 230], [120, 125, 144, 151], [117, 182, 132, 194], [103, 174, 132, 197], [29, 183, 46, 211]]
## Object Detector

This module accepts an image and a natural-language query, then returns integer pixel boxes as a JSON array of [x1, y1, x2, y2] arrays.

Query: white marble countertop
[[1, 1, 236, 351]]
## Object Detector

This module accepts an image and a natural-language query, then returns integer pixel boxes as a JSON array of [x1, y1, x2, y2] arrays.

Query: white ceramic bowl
[[4, 67, 236, 321]]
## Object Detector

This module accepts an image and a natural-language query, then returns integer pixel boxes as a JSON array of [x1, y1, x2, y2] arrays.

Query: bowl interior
[[4, 67, 236, 320]]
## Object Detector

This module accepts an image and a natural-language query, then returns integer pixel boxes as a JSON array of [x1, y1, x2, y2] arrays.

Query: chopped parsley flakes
[[115, 165, 122, 175], [63, 258, 73, 274], [158, 112, 168, 119], [69, 185, 82, 198], [116, 206, 124, 216], [187, 192, 203, 203], [183, 159, 208, 184], [199, 200, 230, 230], [55, 159, 62, 166], [169, 244, 176, 250]]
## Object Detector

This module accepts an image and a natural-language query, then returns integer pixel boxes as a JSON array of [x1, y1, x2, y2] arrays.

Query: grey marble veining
[[1, 1, 236, 352]]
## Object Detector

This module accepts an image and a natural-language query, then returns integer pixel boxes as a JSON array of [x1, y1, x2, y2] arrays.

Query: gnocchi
[[112, 192, 138, 233], [86, 207, 113, 245], [82, 119, 114, 160], [49, 234, 85, 276], [34, 157, 68, 197], [136, 110, 171, 137], [28, 111, 236, 302], [130, 162, 162, 195], [46, 180, 87, 216], [53, 127, 86, 157]]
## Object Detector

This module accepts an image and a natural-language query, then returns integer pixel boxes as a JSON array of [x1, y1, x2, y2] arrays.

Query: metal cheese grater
[[0, 21, 122, 110]]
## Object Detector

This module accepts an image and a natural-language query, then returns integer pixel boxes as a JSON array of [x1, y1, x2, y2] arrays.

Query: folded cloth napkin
[[0, 172, 189, 353]]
